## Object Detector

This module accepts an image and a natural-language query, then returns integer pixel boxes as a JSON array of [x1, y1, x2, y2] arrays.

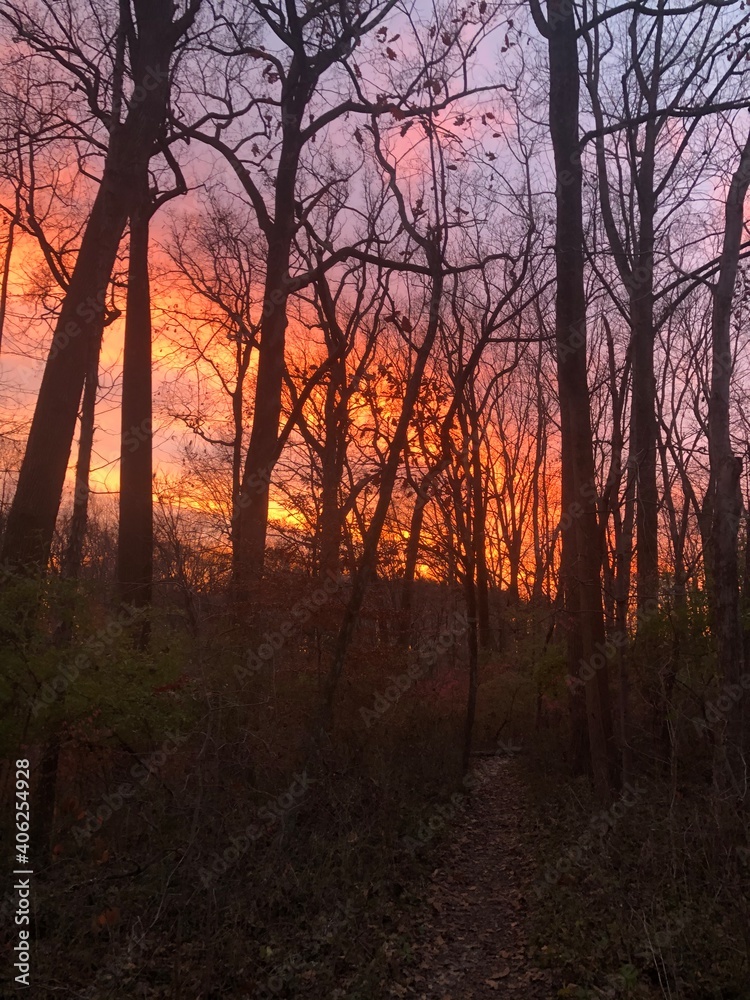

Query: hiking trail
[[390, 756, 560, 999]]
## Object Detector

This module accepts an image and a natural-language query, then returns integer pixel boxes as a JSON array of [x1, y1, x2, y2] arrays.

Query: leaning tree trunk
[[0, 1, 186, 575], [117, 187, 153, 639], [707, 129, 750, 795]]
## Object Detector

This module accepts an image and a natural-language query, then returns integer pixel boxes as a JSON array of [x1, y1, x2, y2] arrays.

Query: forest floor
[[388, 755, 561, 1000]]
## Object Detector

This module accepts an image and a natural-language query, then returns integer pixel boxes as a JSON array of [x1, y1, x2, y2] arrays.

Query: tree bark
[[539, 0, 617, 797], [0, 202, 18, 356], [233, 68, 311, 590], [318, 349, 348, 579], [0, 0, 192, 574], [117, 187, 153, 630], [61, 350, 98, 581], [707, 129, 750, 793], [400, 459, 449, 643]]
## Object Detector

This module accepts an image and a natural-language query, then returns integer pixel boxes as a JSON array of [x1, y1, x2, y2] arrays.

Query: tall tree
[[583, 0, 750, 613], [116, 180, 153, 620], [0, 0, 201, 573], [184, 0, 502, 588], [707, 127, 750, 793], [530, 0, 616, 797]]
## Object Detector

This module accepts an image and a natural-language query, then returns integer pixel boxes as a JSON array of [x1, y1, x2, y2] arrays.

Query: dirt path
[[390, 756, 560, 1000]]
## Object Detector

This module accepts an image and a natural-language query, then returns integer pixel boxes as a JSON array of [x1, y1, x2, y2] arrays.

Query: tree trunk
[[61, 352, 98, 581], [321, 249, 444, 730], [470, 416, 493, 649], [117, 188, 153, 636], [318, 357, 347, 580], [462, 567, 479, 770], [630, 290, 659, 608], [542, 0, 617, 797], [0, 204, 18, 356], [234, 74, 310, 589], [400, 459, 450, 644], [400, 492, 427, 643], [235, 242, 290, 587], [230, 340, 251, 579], [707, 129, 750, 793], [0, 1, 184, 574]]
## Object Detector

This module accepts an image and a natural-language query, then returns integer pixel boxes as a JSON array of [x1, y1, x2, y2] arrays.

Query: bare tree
[[707, 126, 750, 793], [530, 0, 617, 797], [0, 0, 202, 573]]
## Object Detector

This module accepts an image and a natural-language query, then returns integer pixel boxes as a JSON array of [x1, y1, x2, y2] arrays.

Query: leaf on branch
[[354, 128, 363, 145], [400, 121, 413, 136], [386, 47, 398, 60], [442, 32, 452, 45]]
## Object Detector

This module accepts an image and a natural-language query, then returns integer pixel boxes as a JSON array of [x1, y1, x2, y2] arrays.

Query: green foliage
[[0, 577, 195, 756]]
